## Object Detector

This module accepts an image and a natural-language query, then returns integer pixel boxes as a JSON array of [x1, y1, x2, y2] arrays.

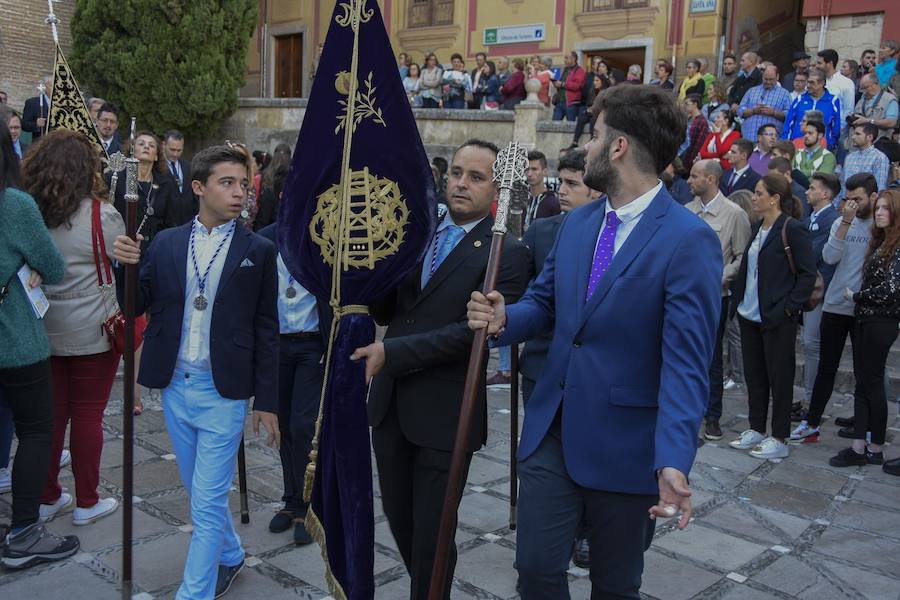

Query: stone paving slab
[[2, 354, 900, 599]]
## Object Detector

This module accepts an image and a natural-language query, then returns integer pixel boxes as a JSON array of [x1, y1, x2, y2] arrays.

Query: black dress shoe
[[269, 510, 294, 533], [838, 426, 858, 439], [214, 559, 244, 598], [883, 457, 900, 476], [829, 447, 868, 467], [866, 450, 884, 465], [572, 537, 590, 569], [294, 519, 314, 546], [835, 416, 855, 428]]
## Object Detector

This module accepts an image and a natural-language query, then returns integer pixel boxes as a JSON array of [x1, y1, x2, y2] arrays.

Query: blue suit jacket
[[802, 204, 839, 290], [127, 221, 280, 412], [496, 187, 723, 495]]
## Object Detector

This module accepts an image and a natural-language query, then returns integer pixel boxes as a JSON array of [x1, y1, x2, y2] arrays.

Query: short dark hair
[[454, 139, 499, 159], [854, 122, 879, 140], [475, 52, 486, 60], [817, 49, 839, 68], [592, 84, 687, 173], [0, 118, 21, 192], [557, 149, 587, 173], [731, 138, 754, 158], [450, 53, 464, 63], [163, 129, 184, 142], [97, 102, 119, 119], [527, 150, 547, 168], [758, 123, 778, 137], [684, 94, 702, 107], [805, 120, 826, 136], [191, 145, 251, 185], [767, 156, 792, 175], [811, 172, 840, 198], [723, 53, 737, 62], [845, 172, 878, 197], [772, 140, 796, 160]]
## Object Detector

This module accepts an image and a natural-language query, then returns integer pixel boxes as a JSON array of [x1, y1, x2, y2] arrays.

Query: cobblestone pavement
[[2, 353, 900, 600]]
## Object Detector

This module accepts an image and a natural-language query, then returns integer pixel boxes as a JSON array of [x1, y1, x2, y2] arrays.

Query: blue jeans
[[163, 370, 246, 600], [553, 102, 580, 122], [0, 392, 14, 469], [277, 336, 325, 515], [498, 346, 511, 372]]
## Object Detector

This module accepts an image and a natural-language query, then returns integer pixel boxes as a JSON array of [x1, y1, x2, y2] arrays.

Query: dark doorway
[[275, 33, 303, 98], [585, 47, 647, 80]]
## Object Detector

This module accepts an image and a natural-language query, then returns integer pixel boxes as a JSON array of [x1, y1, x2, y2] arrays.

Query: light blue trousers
[[163, 370, 246, 600], [498, 345, 511, 372]]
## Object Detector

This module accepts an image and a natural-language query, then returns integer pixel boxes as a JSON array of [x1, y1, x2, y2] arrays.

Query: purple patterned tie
[[585, 211, 620, 301]]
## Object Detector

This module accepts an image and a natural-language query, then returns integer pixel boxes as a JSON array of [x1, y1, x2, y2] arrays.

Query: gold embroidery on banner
[[47, 45, 108, 161], [335, 71, 386, 134], [309, 167, 408, 270]]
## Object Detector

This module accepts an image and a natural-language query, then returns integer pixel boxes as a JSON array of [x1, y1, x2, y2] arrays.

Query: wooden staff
[[509, 343, 519, 530], [121, 117, 138, 600], [428, 142, 528, 600], [238, 437, 250, 524]]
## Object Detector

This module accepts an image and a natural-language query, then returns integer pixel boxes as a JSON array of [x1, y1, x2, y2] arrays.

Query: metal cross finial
[[491, 141, 529, 235], [45, 0, 60, 45], [37, 81, 47, 95]]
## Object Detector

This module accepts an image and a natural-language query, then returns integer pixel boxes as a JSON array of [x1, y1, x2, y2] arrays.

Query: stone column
[[513, 79, 547, 150]]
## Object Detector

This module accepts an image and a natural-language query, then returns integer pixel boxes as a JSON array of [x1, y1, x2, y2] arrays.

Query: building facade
[[243, 0, 809, 98], [802, 0, 896, 65]]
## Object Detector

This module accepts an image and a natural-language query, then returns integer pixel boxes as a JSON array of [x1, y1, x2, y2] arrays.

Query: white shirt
[[175, 218, 236, 372], [728, 164, 750, 188], [277, 254, 318, 334], [596, 181, 662, 256], [826, 71, 855, 122], [420, 213, 485, 288], [737, 226, 770, 322], [700, 191, 724, 214]]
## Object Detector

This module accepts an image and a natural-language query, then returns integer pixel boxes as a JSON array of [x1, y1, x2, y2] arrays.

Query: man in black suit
[[163, 129, 199, 225], [21, 75, 52, 140], [112, 145, 280, 599], [351, 140, 530, 599], [469, 52, 487, 109], [96, 103, 121, 155], [720, 138, 761, 196], [727, 52, 762, 108]]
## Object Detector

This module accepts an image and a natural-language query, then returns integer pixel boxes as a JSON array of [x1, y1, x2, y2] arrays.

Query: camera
[[846, 113, 864, 125]]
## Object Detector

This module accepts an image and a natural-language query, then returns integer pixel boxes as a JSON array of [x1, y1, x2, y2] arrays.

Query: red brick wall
[[0, 0, 75, 112]]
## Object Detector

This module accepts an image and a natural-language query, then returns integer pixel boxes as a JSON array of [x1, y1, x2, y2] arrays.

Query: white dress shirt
[[277, 254, 319, 334], [420, 213, 485, 289], [175, 218, 236, 372], [737, 226, 770, 323], [596, 180, 662, 256]]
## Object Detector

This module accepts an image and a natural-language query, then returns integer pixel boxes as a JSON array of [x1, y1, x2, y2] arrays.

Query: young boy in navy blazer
[[114, 145, 280, 599]]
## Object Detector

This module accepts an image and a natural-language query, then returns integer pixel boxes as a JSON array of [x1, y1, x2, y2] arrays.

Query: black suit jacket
[[123, 221, 279, 411], [730, 214, 817, 329], [256, 223, 333, 345], [720, 167, 761, 196], [368, 218, 530, 452], [518, 212, 565, 380], [102, 136, 123, 156], [108, 169, 180, 246], [166, 158, 198, 226], [22, 96, 50, 138], [728, 69, 762, 106]]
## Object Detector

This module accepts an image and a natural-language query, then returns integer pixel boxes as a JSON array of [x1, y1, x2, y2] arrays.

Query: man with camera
[[849, 73, 899, 144]]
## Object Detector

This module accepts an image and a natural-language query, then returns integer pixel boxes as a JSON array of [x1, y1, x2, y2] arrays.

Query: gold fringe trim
[[305, 507, 349, 600]]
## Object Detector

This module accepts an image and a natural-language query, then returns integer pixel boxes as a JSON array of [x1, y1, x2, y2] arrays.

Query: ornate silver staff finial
[[45, 0, 60, 45], [37, 81, 46, 96], [106, 152, 127, 203], [124, 118, 139, 211], [127, 117, 137, 159], [491, 141, 529, 235]]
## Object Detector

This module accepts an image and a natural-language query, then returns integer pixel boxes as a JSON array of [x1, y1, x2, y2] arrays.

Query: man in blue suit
[[113, 145, 280, 600], [468, 85, 723, 599]]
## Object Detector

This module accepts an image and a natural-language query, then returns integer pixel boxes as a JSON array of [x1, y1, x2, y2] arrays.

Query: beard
[[858, 202, 873, 219], [583, 136, 621, 198]]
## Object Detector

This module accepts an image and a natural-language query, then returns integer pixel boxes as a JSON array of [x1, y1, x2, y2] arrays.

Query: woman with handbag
[[728, 175, 816, 460], [829, 190, 900, 469], [22, 129, 124, 526], [0, 119, 79, 569]]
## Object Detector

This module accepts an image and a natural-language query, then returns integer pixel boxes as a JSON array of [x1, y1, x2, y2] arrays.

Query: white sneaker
[[749, 437, 790, 460], [0, 467, 10, 494], [39, 492, 74, 523], [789, 421, 820, 444], [59, 449, 71, 468], [73, 497, 119, 526], [729, 429, 766, 450]]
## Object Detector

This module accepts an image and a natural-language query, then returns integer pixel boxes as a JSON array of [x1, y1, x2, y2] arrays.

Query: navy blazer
[[127, 220, 279, 412], [720, 167, 761, 196], [21, 96, 49, 139], [256, 223, 333, 346], [802, 204, 839, 289], [496, 188, 723, 495]]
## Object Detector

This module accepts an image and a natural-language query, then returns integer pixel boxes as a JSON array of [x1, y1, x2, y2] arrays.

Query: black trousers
[[706, 297, 730, 422], [806, 312, 860, 428], [373, 400, 472, 600], [276, 335, 325, 515], [854, 318, 899, 445], [516, 420, 656, 599], [0, 359, 55, 528], [739, 316, 798, 440]]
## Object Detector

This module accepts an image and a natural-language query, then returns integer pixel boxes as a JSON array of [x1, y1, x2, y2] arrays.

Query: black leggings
[[0, 359, 55, 528], [854, 318, 898, 445]]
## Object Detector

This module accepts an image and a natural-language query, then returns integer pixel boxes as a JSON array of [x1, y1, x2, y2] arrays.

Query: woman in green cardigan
[[0, 117, 79, 569]]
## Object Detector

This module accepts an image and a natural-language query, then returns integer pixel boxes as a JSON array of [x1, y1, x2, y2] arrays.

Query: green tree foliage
[[71, 0, 257, 140]]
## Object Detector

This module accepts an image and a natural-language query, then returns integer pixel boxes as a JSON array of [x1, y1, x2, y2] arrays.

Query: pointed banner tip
[[47, 44, 109, 162]]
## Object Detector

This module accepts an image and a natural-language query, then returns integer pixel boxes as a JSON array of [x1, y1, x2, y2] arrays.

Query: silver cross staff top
[[45, 0, 60, 45], [491, 141, 529, 235]]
